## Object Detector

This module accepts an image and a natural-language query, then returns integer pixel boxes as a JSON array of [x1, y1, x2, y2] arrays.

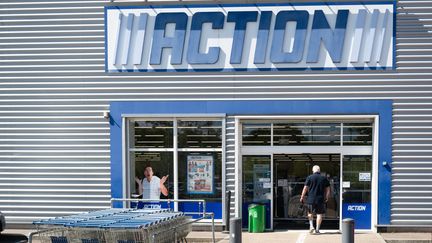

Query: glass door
[[239, 119, 375, 231], [342, 155, 373, 230], [273, 154, 340, 229], [242, 155, 272, 229]]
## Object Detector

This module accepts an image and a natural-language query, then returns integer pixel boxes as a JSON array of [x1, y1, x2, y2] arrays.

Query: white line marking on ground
[[296, 232, 307, 243]]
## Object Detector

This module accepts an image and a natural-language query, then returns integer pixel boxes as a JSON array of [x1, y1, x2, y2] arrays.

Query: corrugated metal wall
[[225, 117, 236, 219], [1, 0, 432, 226], [1, 0, 110, 225]]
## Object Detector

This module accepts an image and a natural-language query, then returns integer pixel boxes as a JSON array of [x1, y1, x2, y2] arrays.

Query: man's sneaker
[[309, 228, 315, 234], [315, 230, 321, 234]]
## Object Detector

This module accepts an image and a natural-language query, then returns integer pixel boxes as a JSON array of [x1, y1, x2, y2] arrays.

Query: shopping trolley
[[110, 198, 213, 243], [65, 219, 118, 243], [31, 199, 214, 243], [102, 220, 158, 243]]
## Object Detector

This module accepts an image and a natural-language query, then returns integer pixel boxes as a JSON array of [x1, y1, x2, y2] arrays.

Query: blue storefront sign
[[342, 203, 372, 229], [105, 2, 395, 72]]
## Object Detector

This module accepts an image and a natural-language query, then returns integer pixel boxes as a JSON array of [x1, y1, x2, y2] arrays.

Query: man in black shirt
[[300, 165, 330, 234]]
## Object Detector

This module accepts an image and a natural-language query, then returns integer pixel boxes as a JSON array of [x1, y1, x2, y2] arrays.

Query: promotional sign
[[342, 203, 371, 229], [105, 2, 394, 72], [187, 155, 214, 194]]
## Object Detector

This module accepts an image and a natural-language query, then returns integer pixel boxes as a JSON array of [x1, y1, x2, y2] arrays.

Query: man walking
[[300, 165, 330, 234]]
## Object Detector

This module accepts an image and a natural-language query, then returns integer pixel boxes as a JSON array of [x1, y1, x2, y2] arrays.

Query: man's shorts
[[306, 203, 326, 215]]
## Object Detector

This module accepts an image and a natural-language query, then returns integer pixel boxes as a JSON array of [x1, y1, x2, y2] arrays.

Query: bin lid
[[248, 204, 258, 209]]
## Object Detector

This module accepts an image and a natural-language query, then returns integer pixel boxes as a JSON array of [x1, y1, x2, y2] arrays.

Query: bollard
[[342, 218, 355, 243], [223, 191, 232, 233], [229, 217, 242, 243]]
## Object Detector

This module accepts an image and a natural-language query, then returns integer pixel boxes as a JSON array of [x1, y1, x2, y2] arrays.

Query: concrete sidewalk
[[380, 233, 432, 243], [187, 230, 432, 243], [3, 229, 432, 243], [205, 230, 386, 243]]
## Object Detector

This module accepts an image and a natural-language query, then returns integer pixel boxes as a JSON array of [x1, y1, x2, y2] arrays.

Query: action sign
[[105, 2, 394, 72]]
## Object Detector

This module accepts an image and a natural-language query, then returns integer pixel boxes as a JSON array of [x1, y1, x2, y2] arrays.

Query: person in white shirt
[[135, 166, 169, 200]]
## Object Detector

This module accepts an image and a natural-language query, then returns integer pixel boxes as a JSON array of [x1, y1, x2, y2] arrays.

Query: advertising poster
[[187, 155, 214, 194]]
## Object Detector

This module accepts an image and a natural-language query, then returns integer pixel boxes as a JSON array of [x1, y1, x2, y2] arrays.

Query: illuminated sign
[[105, 2, 394, 72]]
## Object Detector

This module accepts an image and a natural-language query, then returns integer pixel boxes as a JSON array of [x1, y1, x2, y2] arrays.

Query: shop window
[[241, 121, 373, 147], [132, 121, 173, 148], [343, 123, 373, 146], [127, 118, 224, 219], [131, 152, 174, 199], [178, 152, 222, 200], [242, 123, 271, 146], [273, 123, 340, 146], [178, 120, 222, 148], [178, 152, 223, 218]]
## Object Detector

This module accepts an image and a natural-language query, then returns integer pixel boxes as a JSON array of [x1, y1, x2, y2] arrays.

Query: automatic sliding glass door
[[342, 155, 373, 230], [242, 155, 272, 230], [273, 154, 340, 230]]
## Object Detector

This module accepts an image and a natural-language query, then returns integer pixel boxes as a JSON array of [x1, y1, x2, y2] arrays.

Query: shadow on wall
[[397, 2, 432, 69]]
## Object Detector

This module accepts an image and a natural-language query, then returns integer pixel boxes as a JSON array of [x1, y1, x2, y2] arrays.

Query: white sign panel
[[105, 2, 394, 72], [359, 172, 371, 182], [343, 181, 351, 188]]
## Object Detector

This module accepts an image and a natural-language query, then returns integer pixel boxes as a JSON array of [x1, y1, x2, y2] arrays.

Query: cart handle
[[110, 198, 207, 216]]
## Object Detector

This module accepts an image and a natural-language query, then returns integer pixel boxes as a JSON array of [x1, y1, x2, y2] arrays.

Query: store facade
[[107, 2, 394, 230], [110, 100, 392, 230], [2, 0, 432, 232]]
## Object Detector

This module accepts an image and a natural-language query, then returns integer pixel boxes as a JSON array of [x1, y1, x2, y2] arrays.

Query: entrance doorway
[[273, 154, 340, 230], [239, 118, 376, 231]]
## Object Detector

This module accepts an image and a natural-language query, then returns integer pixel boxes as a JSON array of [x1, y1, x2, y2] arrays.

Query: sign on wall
[[187, 155, 214, 194], [342, 203, 371, 229], [105, 2, 394, 72]]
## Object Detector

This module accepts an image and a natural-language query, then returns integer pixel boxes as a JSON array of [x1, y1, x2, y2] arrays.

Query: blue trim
[[106, 1, 394, 10], [179, 201, 222, 219], [107, 66, 393, 73], [110, 100, 393, 225]]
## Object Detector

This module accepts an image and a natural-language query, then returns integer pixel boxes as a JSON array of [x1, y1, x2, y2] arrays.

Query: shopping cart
[[31, 199, 213, 243], [102, 220, 157, 243], [65, 219, 118, 243], [103, 212, 191, 243]]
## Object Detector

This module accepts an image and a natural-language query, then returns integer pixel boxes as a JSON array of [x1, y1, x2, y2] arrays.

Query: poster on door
[[187, 155, 214, 194], [253, 164, 271, 202]]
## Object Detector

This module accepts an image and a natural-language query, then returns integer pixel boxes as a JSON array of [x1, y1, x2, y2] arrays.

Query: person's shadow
[[0, 233, 28, 243]]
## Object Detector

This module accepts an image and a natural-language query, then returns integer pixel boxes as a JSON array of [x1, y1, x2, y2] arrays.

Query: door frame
[[235, 115, 378, 231]]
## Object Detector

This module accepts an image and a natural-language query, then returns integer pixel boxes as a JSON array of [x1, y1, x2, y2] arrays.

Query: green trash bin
[[248, 204, 265, 233]]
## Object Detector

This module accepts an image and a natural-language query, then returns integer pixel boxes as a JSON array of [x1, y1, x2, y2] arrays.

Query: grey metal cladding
[[1, 0, 432, 226]]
